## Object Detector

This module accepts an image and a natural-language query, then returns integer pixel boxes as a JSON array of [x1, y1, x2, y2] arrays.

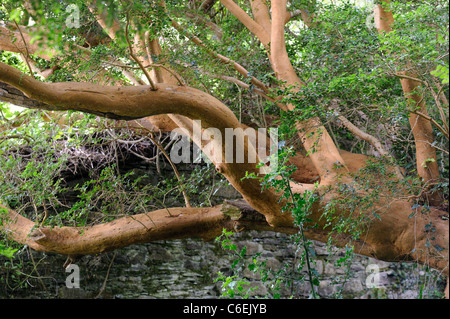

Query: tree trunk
[[375, 1, 441, 193]]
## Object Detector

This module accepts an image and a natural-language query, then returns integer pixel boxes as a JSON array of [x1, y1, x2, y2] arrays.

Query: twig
[[0, 134, 33, 144], [28, 247, 49, 296], [13, 21, 35, 79], [145, 63, 185, 86], [170, 19, 270, 94], [103, 59, 186, 86], [337, 115, 404, 178], [410, 110, 449, 140], [124, 11, 157, 91], [105, 127, 191, 208], [393, 72, 426, 84], [281, 172, 318, 299], [428, 79, 449, 135], [393, 73, 449, 139], [148, 131, 192, 208], [94, 250, 117, 299]]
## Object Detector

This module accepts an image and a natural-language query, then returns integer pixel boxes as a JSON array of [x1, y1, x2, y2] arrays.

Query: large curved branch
[[2, 191, 448, 275], [0, 61, 299, 227], [0, 81, 51, 109], [0, 61, 230, 122], [270, 0, 303, 87], [0, 200, 369, 259], [0, 200, 376, 259], [209, 1, 348, 185], [1, 61, 447, 276], [1, 204, 230, 255]]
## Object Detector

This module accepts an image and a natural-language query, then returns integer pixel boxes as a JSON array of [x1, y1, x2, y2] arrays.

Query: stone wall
[[0, 230, 446, 299]]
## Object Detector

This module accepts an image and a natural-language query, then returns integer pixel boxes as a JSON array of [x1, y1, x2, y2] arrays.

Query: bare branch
[[12, 21, 35, 79], [336, 114, 404, 179], [171, 19, 272, 95], [124, 12, 157, 90], [285, 9, 315, 27], [410, 110, 449, 140]]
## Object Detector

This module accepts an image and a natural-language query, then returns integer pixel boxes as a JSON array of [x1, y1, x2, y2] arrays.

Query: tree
[[0, 0, 448, 297]]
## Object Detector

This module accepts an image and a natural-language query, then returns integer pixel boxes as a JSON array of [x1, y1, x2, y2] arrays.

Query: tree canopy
[[0, 0, 448, 298]]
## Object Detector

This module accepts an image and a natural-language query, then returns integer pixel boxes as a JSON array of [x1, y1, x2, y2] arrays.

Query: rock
[[350, 263, 366, 272], [315, 245, 331, 256], [212, 184, 242, 199], [324, 262, 337, 275], [138, 295, 156, 299], [58, 286, 90, 299], [237, 241, 263, 255], [377, 270, 395, 286], [148, 245, 173, 261], [343, 279, 364, 294], [247, 281, 268, 297], [396, 290, 419, 299], [318, 280, 338, 296], [265, 257, 282, 271], [366, 258, 391, 270], [184, 260, 200, 270], [244, 267, 261, 280]]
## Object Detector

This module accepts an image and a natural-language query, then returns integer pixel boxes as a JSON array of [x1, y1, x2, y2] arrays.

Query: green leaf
[[0, 245, 18, 258], [312, 278, 320, 286], [431, 65, 449, 84]]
